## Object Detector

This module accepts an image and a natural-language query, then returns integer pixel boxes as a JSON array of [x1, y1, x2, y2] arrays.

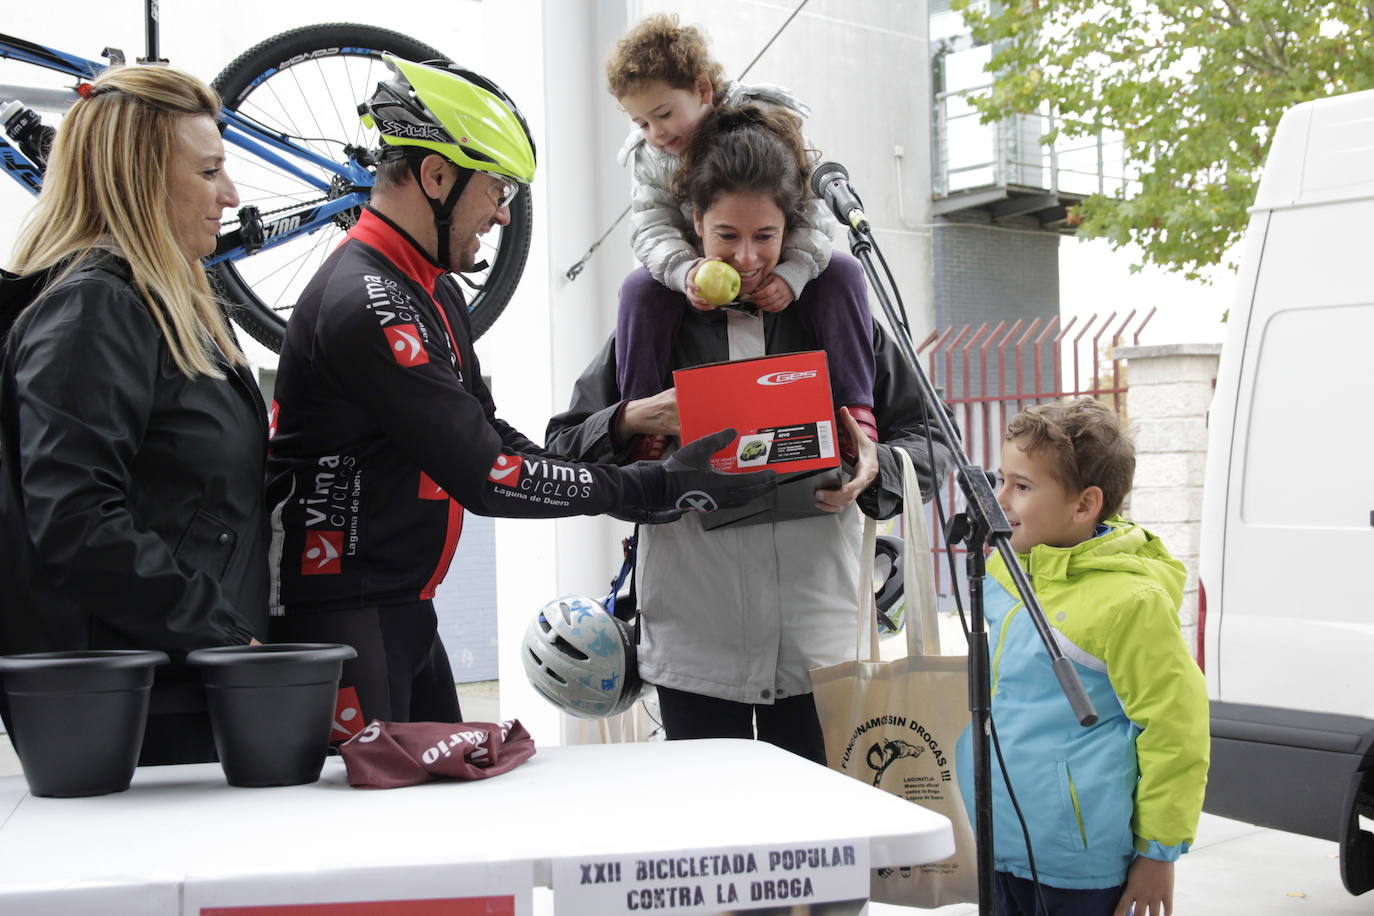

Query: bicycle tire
[[209, 23, 533, 352]]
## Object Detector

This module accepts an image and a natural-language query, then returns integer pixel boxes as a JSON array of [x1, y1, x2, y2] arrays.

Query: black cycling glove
[[618, 428, 777, 518]]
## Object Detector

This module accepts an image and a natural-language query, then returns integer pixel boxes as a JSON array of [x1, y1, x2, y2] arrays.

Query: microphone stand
[[846, 227, 1099, 914]]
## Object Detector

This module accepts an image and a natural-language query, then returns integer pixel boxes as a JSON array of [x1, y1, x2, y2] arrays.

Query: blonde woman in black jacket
[[0, 65, 266, 764]]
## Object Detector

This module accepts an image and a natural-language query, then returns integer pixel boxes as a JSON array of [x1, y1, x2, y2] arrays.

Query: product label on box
[[728, 422, 834, 470]]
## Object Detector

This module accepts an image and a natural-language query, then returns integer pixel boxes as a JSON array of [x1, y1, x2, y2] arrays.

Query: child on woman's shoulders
[[605, 13, 877, 463]]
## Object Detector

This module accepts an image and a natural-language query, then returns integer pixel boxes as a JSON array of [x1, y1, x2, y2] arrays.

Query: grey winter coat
[[545, 307, 956, 704]]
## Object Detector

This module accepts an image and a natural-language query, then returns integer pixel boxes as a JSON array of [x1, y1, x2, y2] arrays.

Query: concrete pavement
[[872, 811, 1367, 914]]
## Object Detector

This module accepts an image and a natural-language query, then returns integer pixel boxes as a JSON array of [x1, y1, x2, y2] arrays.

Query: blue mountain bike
[[0, 13, 533, 351]]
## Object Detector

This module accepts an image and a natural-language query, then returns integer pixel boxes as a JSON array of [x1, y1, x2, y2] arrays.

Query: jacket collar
[[349, 207, 445, 297], [989, 516, 1186, 607], [77, 247, 133, 283], [617, 124, 659, 167]]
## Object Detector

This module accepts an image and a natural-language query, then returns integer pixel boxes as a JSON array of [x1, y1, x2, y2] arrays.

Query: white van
[[1199, 88, 1374, 895]]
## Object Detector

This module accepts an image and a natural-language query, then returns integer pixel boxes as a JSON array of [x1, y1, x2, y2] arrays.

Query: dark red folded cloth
[[338, 718, 536, 789]]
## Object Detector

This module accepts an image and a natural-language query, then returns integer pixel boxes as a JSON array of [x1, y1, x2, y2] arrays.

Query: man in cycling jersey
[[265, 55, 773, 726]]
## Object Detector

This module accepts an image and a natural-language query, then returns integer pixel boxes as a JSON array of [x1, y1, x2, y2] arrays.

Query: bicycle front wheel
[[210, 23, 533, 352]]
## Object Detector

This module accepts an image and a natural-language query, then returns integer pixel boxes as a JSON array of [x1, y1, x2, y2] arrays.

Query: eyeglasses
[[481, 171, 520, 209]]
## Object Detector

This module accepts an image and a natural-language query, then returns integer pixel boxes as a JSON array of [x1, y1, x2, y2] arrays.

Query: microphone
[[810, 161, 870, 234]]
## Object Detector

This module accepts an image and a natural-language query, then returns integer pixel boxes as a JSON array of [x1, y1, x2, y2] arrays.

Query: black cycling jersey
[[266, 208, 661, 613]]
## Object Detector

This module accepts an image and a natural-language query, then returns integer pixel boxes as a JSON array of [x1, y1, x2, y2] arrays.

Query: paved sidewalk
[[872, 812, 1366, 914]]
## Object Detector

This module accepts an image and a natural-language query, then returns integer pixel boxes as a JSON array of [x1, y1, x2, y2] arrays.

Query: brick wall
[[932, 213, 1060, 330], [932, 213, 1061, 399]]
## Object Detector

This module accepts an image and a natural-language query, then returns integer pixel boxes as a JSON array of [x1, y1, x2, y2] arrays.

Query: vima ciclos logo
[[301, 530, 343, 575], [384, 324, 428, 367], [488, 455, 597, 501], [756, 369, 818, 386], [487, 454, 522, 485]]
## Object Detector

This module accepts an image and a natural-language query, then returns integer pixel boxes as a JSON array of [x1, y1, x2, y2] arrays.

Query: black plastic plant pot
[[0, 649, 169, 798], [186, 643, 356, 788]]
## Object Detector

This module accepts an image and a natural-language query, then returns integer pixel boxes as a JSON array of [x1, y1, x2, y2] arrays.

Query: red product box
[[674, 350, 839, 475]]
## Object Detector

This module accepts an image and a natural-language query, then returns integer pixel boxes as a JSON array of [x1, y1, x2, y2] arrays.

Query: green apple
[[695, 260, 741, 306]]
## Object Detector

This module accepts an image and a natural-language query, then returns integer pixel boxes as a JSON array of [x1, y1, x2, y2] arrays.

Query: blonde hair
[[9, 65, 243, 377], [606, 12, 726, 101]]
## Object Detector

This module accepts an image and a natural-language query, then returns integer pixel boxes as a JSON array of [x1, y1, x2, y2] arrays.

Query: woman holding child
[[545, 102, 955, 764], [605, 13, 879, 463]]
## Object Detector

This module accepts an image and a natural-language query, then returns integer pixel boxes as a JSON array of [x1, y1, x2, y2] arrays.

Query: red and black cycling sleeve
[[314, 288, 670, 517]]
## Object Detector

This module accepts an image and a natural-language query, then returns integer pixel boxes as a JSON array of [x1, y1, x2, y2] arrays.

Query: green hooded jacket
[[957, 517, 1210, 888]]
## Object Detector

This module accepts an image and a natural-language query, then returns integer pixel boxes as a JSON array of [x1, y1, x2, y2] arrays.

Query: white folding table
[[0, 738, 953, 913]]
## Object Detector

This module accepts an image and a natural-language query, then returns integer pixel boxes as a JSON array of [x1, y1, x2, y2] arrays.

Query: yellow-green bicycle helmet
[[363, 53, 536, 183], [361, 54, 536, 269]]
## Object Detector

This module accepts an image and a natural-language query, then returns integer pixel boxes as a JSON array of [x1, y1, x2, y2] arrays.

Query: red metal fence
[[916, 308, 1156, 598]]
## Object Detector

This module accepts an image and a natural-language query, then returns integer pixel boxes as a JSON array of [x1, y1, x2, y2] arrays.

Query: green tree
[[950, 0, 1374, 278]]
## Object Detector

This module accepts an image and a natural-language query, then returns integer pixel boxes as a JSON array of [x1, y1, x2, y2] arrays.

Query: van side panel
[[1200, 88, 1374, 896], [1216, 199, 1374, 719]]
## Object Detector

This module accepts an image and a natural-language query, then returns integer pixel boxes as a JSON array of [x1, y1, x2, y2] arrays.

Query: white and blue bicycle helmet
[[521, 594, 645, 719]]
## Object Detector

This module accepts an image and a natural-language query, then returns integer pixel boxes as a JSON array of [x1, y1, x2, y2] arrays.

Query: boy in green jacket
[[956, 398, 1209, 916]]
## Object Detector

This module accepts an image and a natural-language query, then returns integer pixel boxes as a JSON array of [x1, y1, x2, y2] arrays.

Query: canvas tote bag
[[810, 448, 978, 907]]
